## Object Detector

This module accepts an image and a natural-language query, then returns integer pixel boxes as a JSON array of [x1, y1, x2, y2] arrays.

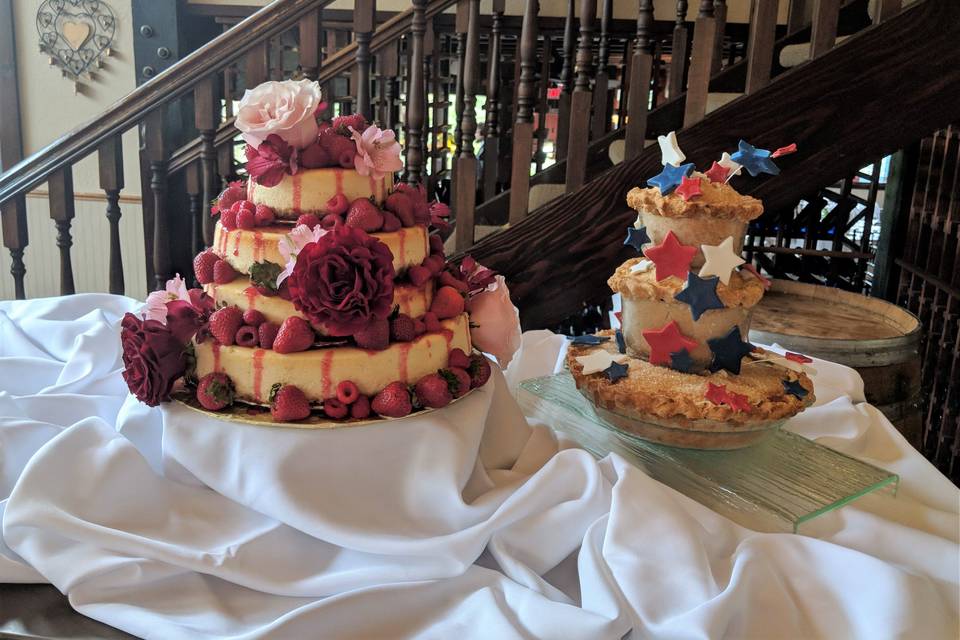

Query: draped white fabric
[[1, 294, 957, 639]]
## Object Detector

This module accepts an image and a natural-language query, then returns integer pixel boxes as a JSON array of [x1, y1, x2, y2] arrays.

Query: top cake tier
[[249, 168, 393, 219]]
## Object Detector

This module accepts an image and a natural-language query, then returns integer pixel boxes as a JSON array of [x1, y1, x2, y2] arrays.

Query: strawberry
[[350, 395, 371, 419], [441, 367, 472, 398], [336, 380, 361, 404], [323, 397, 349, 419], [385, 192, 415, 227], [469, 354, 492, 388], [332, 113, 367, 132], [429, 234, 445, 256], [213, 259, 239, 284], [273, 316, 314, 354], [243, 309, 266, 326], [209, 306, 243, 345], [430, 286, 465, 319], [321, 214, 341, 230], [415, 373, 452, 408], [196, 372, 235, 410], [318, 133, 356, 167], [439, 271, 469, 292], [412, 317, 426, 336], [354, 318, 389, 350], [270, 384, 312, 422], [258, 322, 280, 349], [326, 193, 349, 216], [448, 348, 472, 370], [230, 200, 255, 216], [215, 183, 246, 217], [255, 285, 277, 298], [300, 141, 330, 168], [381, 211, 402, 232], [371, 381, 412, 417], [219, 208, 237, 230], [345, 199, 384, 233], [390, 314, 416, 342], [254, 204, 275, 226], [193, 250, 219, 285], [422, 254, 445, 275], [297, 213, 322, 229], [236, 207, 256, 230], [422, 311, 442, 333], [235, 325, 259, 348], [407, 265, 432, 287]]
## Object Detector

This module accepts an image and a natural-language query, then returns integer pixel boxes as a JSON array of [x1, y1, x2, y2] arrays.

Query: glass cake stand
[[518, 373, 899, 533]]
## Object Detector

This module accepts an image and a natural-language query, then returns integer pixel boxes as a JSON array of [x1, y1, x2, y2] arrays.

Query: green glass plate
[[518, 373, 899, 533]]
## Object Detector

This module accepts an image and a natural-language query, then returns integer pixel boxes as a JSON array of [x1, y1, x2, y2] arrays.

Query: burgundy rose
[[120, 313, 187, 406], [245, 134, 299, 187], [165, 300, 202, 343], [286, 225, 395, 336]]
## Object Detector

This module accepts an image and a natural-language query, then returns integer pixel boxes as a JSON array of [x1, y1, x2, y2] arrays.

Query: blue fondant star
[[674, 273, 725, 321], [604, 360, 629, 382], [569, 334, 611, 345], [624, 226, 651, 252], [669, 348, 695, 373], [647, 162, 695, 195], [707, 326, 754, 375], [782, 379, 809, 399], [615, 329, 626, 354], [730, 140, 781, 177]]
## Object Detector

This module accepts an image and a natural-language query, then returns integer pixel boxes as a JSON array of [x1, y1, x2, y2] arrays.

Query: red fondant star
[[642, 320, 699, 366], [785, 351, 814, 364], [771, 143, 797, 158], [704, 382, 752, 412], [704, 161, 731, 183], [643, 230, 697, 281], [675, 175, 702, 201]]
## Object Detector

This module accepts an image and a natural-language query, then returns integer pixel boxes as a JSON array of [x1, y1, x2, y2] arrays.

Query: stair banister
[[556, 0, 577, 162], [405, 0, 428, 184], [482, 0, 505, 201], [507, 0, 540, 226], [667, 0, 690, 99], [354, 0, 376, 120], [564, 0, 598, 192], [453, 0, 480, 252], [681, 14, 717, 126], [591, 0, 614, 139], [624, 0, 655, 161]]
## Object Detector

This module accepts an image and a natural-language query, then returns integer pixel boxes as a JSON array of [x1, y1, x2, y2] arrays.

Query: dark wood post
[[186, 161, 203, 262], [555, 0, 576, 161], [195, 76, 219, 248], [744, 0, 778, 94], [712, 0, 727, 74], [405, 0, 428, 184], [454, 0, 480, 251], [48, 167, 76, 295], [787, 0, 808, 34], [482, 0, 505, 201], [591, 0, 614, 139], [624, 0, 655, 160], [246, 41, 269, 88], [667, 0, 689, 100], [378, 43, 399, 131], [564, 0, 597, 192], [145, 108, 171, 290], [299, 9, 320, 79], [810, 0, 840, 58], [682, 15, 717, 127], [0, 0, 27, 299], [98, 134, 125, 295], [354, 0, 376, 119], [875, 0, 901, 23], [508, 0, 539, 225], [534, 37, 552, 172], [452, 0, 470, 160]]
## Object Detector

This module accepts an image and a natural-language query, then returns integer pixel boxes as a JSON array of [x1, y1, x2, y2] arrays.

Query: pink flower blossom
[[235, 79, 322, 150], [143, 274, 189, 323], [245, 135, 299, 187], [350, 125, 403, 181], [276, 224, 328, 286], [467, 275, 521, 367]]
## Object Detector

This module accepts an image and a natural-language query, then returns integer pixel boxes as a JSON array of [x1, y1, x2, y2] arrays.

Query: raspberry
[[215, 183, 246, 217], [422, 312, 442, 333], [243, 309, 266, 326], [297, 213, 322, 229], [230, 200, 255, 215], [412, 317, 426, 336], [236, 207, 256, 230], [326, 193, 349, 215], [350, 395, 371, 419], [336, 380, 360, 404], [219, 208, 237, 230], [254, 204, 275, 226], [193, 250, 219, 285], [235, 325, 259, 348], [390, 314, 416, 342], [323, 397, 349, 419], [354, 318, 390, 350], [448, 348, 472, 370], [321, 213, 341, 230], [429, 234, 445, 256], [422, 254, 445, 275], [258, 322, 279, 349], [407, 265, 432, 287]]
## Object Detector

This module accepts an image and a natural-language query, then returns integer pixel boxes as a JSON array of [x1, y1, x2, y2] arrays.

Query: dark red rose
[[120, 313, 187, 406], [245, 134, 299, 187], [286, 225, 395, 336], [165, 300, 202, 343]]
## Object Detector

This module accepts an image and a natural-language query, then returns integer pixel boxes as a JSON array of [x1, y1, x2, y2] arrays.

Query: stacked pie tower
[[567, 136, 815, 449]]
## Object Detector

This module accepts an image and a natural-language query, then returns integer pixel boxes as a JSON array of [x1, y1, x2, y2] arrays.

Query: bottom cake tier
[[194, 313, 472, 404]]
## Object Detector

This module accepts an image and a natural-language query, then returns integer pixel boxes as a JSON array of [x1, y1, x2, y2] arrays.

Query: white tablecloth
[[0, 294, 957, 639]]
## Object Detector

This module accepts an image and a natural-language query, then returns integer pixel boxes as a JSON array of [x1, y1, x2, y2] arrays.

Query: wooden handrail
[[0, 0, 334, 207]]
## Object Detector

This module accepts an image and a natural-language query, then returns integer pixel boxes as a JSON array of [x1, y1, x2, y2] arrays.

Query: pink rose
[[467, 276, 521, 367], [350, 125, 403, 181], [276, 223, 328, 286], [236, 79, 322, 150]]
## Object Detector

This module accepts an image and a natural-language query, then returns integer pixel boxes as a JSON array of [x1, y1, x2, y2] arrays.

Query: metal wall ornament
[[36, 0, 117, 93]]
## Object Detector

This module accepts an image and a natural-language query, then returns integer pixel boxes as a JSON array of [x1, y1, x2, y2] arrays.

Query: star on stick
[[707, 326, 754, 375], [675, 175, 702, 201], [658, 131, 686, 166], [604, 360, 629, 382], [730, 139, 781, 177], [717, 152, 743, 182], [782, 378, 809, 399], [643, 230, 697, 281], [624, 226, 651, 252], [575, 350, 629, 375], [648, 162, 695, 196], [568, 335, 611, 346], [675, 273, 725, 321], [700, 237, 745, 285], [785, 352, 813, 363], [771, 143, 798, 158], [704, 161, 731, 183], [642, 320, 699, 366], [615, 329, 626, 354]]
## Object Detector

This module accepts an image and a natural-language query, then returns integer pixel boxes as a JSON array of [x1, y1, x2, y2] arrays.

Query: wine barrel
[[748, 280, 922, 447]]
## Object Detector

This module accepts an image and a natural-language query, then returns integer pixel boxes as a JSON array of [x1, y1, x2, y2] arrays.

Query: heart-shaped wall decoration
[[36, 0, 116, 84]]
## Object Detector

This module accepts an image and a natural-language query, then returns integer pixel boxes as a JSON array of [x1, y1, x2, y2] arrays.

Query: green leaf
[[249, 261, 283, 292]]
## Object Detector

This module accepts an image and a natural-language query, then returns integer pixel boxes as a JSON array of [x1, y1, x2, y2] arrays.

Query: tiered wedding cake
[[566, 135, 815, 449]]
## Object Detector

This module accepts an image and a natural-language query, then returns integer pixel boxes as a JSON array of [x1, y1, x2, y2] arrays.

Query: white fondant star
[[718, 152, 743, 182], [575, 350, 629, 375], [633, 213, 645, 229], [747, 351, 817, 376], [658, 131, 686, 167], [700, 237, 745, 285], [630, 259, 653, 274]]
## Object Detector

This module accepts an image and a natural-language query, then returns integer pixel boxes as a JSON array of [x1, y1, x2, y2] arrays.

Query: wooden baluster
[[810, 0, 840, 59], [682, 14, 716, 127], [428, 19, 445, 192], [246, 41, 269, 88], [507, 0, 539, 225], [874, 0, 901, 24], [217, 142, 234, 187], [555, 0, 576, 162], [47, 167, 76, 295], [195, 76, 219, 248], [405, 0, 427, 184], [624, 0, 654, 160], [0, 0, 26, 298], [787, 0, 808, 34], [299, 10, 320, 79], [617, 38, 634, 127], [1, 198, 26, 299], [482, 0, 505, 201], [422, 17, 434, 187], [378, 43, 399, 131], [744, 0, 778, 94], [564, 0, 597, 192], [97, 134, 125, 295], [186, 161, 203, 263], [452, 0, 470, 160], [534, 36, 552, 172], [667, 0, 689, 100], [354, 0, 376, 119], [145, 108, 171, 290], [454, 0, 480, 252], [270, 38, 284, 81], [591, 0, 613, 139], [223, 60, 235, 120], [711, 0, 727, 74]]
